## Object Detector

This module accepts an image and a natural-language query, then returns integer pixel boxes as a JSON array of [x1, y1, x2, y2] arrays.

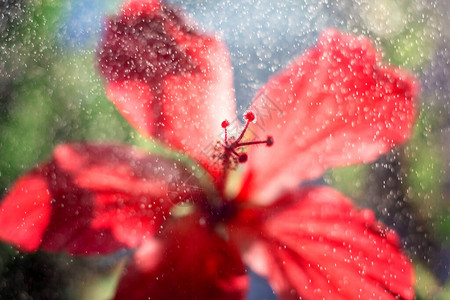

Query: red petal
[[0, 143, 203, 255], [230, 187, 414, 300], [98, 0, 236, 179], [241, 29, 418, 203], [114, 215, 248, 300], [0, 175, 51, 252]]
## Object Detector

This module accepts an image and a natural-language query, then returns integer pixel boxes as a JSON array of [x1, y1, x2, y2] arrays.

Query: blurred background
[[0, 0, 448, 299]]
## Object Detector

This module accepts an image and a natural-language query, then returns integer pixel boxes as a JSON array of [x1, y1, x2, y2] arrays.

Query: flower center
[[220, 111, 274, 166], [210, 111, 274, 218]]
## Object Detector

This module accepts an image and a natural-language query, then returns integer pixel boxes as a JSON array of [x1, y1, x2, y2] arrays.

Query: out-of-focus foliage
[[0, 0, 132, 190]]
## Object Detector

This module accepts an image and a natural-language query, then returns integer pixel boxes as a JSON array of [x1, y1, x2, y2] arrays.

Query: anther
[[266, 136, 274, 147], [238, 153, 248, 163]]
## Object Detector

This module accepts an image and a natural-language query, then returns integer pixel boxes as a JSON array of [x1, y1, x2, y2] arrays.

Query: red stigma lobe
[[244, 111, 255, 122]]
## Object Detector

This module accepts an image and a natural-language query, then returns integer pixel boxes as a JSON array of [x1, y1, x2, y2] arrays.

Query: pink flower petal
[[230, 187, 414, 300], [98, 0, 236, 180], [240, 29, 418, 203], [114, 215, 248, 300], [0, 143, 203, 255]]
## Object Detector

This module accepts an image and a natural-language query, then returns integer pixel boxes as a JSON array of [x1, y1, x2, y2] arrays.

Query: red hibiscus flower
[[0, 0, 418, 299]]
